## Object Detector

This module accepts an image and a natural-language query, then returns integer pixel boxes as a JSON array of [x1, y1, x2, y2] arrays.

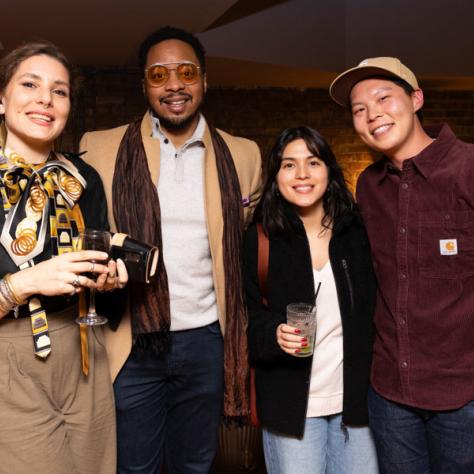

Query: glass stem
[[88, 288, 97, 316]]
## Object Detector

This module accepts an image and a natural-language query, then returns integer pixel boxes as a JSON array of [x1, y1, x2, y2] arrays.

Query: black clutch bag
[[110, 233, 159, 283]]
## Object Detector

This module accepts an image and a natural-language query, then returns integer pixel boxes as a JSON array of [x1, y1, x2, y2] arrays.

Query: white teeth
[[372, 124, 391, 135], [29, 113, 52, 122], [169, 100, 185, 105], [294, 185, 313, 191]]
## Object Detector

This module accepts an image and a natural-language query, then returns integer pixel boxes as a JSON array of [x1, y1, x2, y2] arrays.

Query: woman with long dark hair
[[0, 41, 126, 473], [245, 126, 378, 473]]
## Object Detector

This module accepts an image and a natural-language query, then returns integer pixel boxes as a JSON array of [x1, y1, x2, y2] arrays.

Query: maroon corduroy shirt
[[357, 123, 474, 410]]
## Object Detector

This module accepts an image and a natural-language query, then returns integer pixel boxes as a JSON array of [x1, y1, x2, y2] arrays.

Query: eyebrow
[[281, 155, 318, 160], [18, 72, 70, 87]]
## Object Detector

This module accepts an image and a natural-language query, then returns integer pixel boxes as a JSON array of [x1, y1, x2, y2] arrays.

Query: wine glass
[[75, 229, 111, 326]]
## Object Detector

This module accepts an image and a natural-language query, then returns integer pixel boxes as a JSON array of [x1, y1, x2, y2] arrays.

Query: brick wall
[[62, 67, 474, 192]]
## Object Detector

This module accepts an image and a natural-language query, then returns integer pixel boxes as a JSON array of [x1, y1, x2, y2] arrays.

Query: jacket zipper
[[342, 259, 355, 317]]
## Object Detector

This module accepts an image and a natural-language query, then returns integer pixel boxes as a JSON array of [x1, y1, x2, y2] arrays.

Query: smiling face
[[276, 138, 329, 217], [350, 78, 425, 161], [0, 54, 70, 156], [144, 39, 206, 138]]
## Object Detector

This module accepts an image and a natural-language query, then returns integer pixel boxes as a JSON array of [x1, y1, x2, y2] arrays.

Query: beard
[[153, 108, 200, 132], [150, 92, 205, 133]]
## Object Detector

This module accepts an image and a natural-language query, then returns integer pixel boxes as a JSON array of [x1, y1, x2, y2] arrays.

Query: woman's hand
[[9, 250, 110, 301], [276, 323, 309, 356], [95, 258, 128, 292]]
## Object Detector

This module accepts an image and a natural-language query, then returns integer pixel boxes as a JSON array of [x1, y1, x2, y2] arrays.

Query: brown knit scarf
[[112, 118, 249, 419]]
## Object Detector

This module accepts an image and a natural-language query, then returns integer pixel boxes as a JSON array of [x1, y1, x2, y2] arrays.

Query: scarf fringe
[[113, 119, 171, 341]]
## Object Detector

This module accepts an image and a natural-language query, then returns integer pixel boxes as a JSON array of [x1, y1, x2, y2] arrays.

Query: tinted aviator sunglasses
[[144, 61, 201, 87]]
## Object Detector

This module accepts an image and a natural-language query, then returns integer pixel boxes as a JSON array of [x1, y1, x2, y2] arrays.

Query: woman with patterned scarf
[[0, 42, 127, 474]]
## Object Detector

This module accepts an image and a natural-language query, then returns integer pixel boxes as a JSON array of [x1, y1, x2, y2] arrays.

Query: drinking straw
[[314, 281, 322, 303]]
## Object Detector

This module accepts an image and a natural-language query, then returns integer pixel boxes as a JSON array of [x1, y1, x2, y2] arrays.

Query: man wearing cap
[[80, 26, 261, 473], [330, 58, 474, 473]]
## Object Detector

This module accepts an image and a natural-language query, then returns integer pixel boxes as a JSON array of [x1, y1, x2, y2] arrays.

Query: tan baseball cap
[[329, 57, 419, 107]]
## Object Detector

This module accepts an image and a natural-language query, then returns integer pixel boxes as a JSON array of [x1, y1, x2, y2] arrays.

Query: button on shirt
[[357, 124, 474, 410], [151, 113, 219, 331]]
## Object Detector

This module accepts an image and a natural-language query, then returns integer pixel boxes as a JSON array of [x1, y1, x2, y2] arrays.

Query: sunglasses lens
[[147, 65, 168, 87], [177, 63, 199, 84]]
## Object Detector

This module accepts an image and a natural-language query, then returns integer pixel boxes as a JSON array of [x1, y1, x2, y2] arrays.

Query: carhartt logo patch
[[439, 239, 458, 255]]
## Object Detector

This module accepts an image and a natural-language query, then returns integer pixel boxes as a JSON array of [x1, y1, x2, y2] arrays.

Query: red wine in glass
[[75, 229, 111, 326]]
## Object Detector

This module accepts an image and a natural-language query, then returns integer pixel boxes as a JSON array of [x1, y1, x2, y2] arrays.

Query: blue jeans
[[368, 386, 474, 473], [262, 414, 378, 474], [113, 322, 224, 474]]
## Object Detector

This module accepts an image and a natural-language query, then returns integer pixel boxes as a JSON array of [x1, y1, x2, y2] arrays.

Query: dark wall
[[62, 67, 474, 191]]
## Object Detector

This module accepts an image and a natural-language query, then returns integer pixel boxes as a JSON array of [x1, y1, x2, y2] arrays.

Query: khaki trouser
[[0, 306, 116, 474]]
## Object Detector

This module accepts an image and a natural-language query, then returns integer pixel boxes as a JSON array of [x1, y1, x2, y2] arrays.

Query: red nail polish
[[294, 329, 301, 334], [301, 338, 308, 342], [295, 349, 301, 353], [301, 343, 308, 347]]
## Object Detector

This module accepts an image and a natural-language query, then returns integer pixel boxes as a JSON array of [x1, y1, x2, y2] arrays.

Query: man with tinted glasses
[[330, 58, 474, 473], [81, 26, 261, 473]]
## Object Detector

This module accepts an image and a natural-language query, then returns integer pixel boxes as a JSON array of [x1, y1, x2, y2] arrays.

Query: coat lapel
[[140, 113, 161, 185], [203, 125, 223, 259], [203, 126, 225, 322]]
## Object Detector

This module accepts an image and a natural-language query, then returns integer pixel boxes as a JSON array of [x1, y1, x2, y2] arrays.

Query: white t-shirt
[[306, 261, 344, 417]]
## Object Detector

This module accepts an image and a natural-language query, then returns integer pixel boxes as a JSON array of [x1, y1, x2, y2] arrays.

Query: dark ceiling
[[2, 0, 474, 89]]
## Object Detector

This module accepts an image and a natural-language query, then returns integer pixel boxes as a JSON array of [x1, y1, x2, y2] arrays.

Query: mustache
[[159, 93, 192, 104]]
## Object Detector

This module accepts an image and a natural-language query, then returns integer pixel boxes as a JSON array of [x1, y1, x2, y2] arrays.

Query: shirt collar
[[411, 124, 456, 178], [149, 111, 207, 149], [375, 123, 456, 183]]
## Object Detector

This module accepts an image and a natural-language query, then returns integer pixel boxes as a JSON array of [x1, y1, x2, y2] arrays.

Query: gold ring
[[90, 262, 95, 273]]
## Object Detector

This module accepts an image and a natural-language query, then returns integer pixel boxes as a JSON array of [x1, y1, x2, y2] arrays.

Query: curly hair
[[138, 26, 206, 74]]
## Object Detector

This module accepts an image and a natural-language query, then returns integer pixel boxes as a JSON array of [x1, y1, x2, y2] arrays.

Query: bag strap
[[256, 223, 269, 306]]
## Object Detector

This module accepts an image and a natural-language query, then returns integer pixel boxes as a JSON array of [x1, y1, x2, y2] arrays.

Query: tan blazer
[[80, 113, 262, 381]]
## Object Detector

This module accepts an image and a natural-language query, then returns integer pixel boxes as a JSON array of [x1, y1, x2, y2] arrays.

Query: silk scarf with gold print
[[0, 148, 87, 366]]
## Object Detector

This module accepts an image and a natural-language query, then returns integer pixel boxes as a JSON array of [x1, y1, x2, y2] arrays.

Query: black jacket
[[244, 209, 376, 438]]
